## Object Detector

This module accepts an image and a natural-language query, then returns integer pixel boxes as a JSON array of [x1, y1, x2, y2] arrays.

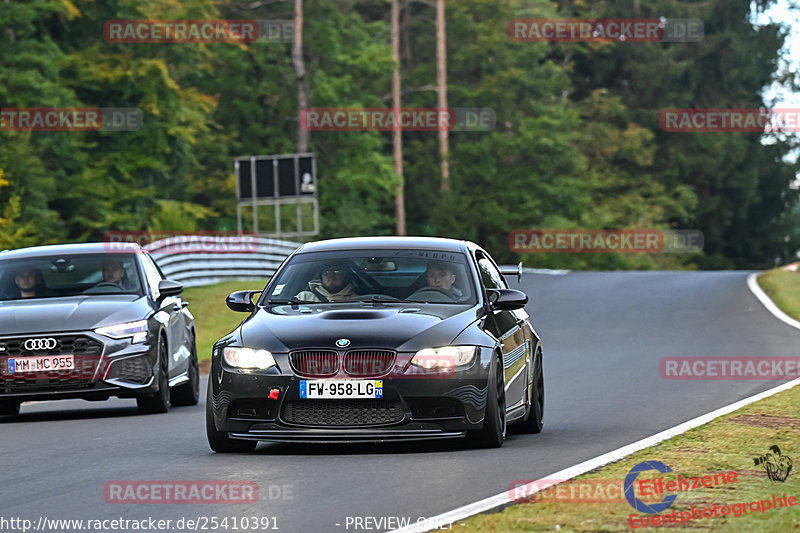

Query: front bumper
[[230, 425, 467, 444], [0, 331, 158, 402], [209, 348, 493, 443]]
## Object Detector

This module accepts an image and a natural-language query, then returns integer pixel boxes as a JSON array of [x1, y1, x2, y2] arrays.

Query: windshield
[[265, 249, 476, 305], [0, 254, 144, 300]]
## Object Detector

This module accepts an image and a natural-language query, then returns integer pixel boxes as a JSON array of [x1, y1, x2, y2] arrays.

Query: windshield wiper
[[355, 295, 403, 304], [266, 297, 315, 305]]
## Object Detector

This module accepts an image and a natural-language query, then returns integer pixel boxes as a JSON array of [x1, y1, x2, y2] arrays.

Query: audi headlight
[[223, 347, 276, 370], [410, 346, 477, 371], [95, 320, 148, 344]]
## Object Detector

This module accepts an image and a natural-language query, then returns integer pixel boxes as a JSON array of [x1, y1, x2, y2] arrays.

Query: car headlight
[[410, 346, 477, 371], [95, 320, 148, 344], [223, 347, 276, 370]]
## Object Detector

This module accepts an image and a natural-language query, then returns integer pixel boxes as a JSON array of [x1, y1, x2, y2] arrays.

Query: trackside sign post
[[235, 153, 318, 238]]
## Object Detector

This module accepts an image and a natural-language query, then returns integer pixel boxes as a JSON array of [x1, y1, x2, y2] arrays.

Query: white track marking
[[390, 378, 800, 532], [747, 272, 800, 332], [389, 269, 799, 532]]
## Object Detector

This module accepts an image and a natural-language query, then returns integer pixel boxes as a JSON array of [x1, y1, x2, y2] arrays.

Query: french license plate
[[299, 380, 383, 399], [8, 355, 75, 373]]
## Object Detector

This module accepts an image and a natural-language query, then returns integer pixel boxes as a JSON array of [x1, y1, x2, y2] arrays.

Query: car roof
[[0, 242, 141, 260], [295, 236, 479, 254]]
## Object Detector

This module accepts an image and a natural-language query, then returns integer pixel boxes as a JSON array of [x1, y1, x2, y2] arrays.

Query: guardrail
[[144, 236, 301, 287]]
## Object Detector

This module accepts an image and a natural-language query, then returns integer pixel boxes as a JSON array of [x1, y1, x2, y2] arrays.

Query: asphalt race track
[[2, 271, 799, 532]]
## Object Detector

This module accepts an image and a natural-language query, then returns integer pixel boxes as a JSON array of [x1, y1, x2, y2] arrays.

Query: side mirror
[[499, 262, 523, 283], [158, 280, 184, 298], [226, 290, 261, 313], [489, 288, 528, 310]]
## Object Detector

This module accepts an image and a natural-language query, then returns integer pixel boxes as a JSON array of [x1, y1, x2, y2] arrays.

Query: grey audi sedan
[[0, 242, 199, 415]]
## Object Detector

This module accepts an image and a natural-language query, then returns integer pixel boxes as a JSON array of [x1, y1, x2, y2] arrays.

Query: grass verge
[[456, 382, 800, 532], [182, 279, 268, 363], [757, 267, 800, 322]]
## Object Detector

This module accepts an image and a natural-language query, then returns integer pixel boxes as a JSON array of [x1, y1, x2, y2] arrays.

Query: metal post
[[235, 160, 242, 233], [250, 157, 258, 233], [294, 155, 302, 233], [312, 156, 319, 234], [273, 158, 281, 236]]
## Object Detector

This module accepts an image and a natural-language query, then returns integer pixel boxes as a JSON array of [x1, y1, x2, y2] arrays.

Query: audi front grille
[[0, 335, 105, 390], [0, 335, 103, 356]]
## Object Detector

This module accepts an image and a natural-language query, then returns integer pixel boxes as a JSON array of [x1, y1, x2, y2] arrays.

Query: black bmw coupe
[[0, 243, 199, 415], [207, 237, 544, 451]]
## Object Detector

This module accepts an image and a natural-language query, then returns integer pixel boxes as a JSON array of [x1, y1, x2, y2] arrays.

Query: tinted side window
[[476, 255, 507, 290], [140, 254, 163, 298]]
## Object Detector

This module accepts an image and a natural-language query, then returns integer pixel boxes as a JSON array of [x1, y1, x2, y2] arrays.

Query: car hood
[[239, 303, 485, 352], [0, 295, 150, 335]]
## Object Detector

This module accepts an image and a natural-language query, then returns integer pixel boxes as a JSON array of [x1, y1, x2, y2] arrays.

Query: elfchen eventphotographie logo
[[660, 108, 800, 132], [508, 18, 703, 42], [1, 108, 143, 132], [624, 460, 797, 528], [103, 19, 293, 43]]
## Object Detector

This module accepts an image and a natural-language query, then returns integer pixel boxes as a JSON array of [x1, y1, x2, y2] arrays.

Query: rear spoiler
[[499, 262, 523, 283]]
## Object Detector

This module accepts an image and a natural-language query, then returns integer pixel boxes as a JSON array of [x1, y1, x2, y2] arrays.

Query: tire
[[516, 348, 544, 434], [0, 401, 20, 416], [137, 336, 171, 414], [468, 353, 506, 448], [171, 333, 200, 406], [206, 380, 257, 453]]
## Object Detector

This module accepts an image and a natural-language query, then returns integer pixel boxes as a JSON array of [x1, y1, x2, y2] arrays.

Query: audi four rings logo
[[24, 338, 58, 351]]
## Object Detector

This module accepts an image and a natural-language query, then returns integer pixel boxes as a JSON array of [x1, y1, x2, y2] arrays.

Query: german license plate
[[299, 380, 383, 399], [8, 355, 75, 373]]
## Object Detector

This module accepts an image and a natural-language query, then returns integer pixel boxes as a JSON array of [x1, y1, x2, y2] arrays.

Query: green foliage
[[0, 170, 37, 249], [0, 0, 797, 269]]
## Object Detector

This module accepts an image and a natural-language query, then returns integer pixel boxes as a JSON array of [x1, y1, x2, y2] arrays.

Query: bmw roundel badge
[[335, 338, 351, 348]]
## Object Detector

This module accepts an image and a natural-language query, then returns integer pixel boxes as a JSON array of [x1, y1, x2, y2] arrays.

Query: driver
[[100, 260, 128, 287], [295, 261, 358, 302], [411, 261, 463, 300], [13, 267, 41, 298]]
